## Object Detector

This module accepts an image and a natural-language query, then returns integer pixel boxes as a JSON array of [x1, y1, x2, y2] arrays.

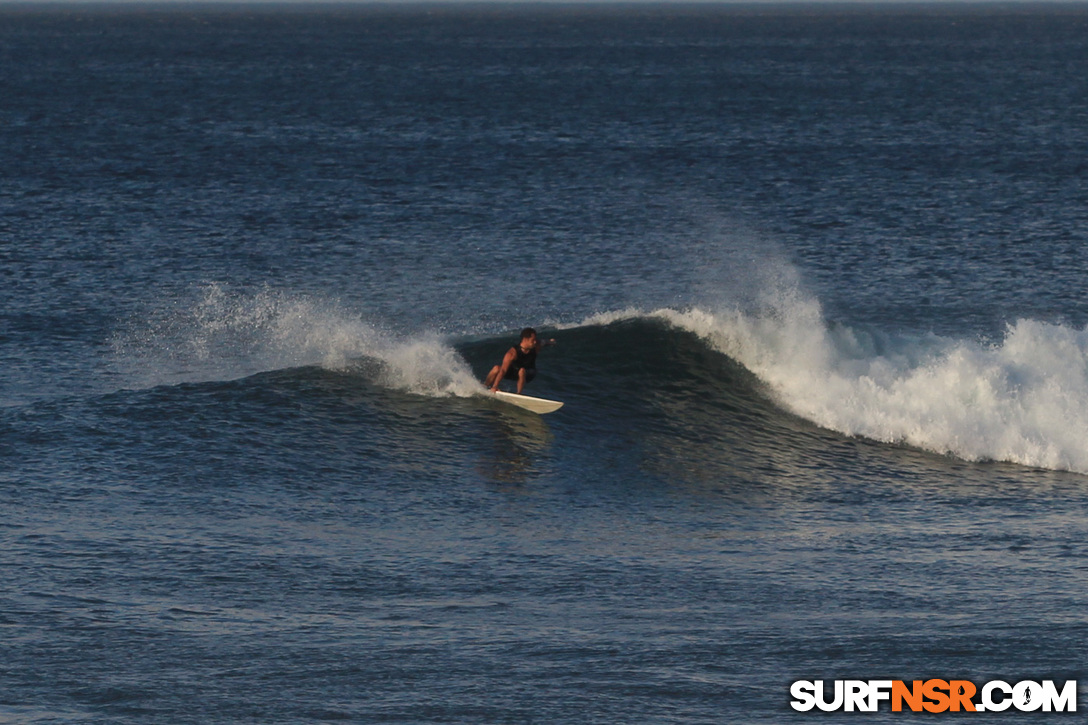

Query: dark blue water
[[2, 4, 1087, 722]]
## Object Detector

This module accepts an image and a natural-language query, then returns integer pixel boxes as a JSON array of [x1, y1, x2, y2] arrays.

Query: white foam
[[111, 284, 481, 398], [370, 335, 484, 398], [577, 286, 1088, 474]]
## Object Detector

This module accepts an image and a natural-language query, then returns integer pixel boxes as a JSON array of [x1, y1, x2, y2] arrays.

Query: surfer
[[485, 327, 556, 395]]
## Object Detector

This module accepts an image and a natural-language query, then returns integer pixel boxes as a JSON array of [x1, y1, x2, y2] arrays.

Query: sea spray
[[111, 284, 481, 397]]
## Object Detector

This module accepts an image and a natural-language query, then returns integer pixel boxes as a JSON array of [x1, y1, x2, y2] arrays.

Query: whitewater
[[655, 306, 1088, 474]]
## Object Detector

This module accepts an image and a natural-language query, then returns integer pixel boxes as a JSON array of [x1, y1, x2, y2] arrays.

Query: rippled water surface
[[2, 4, 1087, 722]]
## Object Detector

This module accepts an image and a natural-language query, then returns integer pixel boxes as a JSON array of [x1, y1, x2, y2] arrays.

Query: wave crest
[[646, 299, 1088, 473]]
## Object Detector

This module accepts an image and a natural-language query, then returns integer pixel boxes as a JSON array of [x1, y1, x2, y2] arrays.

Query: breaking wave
[[588, 294, 1088, 474], [112, 280, 1088, 474]]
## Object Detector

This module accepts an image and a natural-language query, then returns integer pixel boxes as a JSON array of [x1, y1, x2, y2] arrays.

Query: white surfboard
[[492, 390, 564, 414]]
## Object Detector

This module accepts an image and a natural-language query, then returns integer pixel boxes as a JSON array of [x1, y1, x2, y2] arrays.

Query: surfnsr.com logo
[[790, 679, 1077, 713]]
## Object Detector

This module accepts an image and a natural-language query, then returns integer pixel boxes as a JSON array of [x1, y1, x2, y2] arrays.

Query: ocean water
[[2, 3, 1087, 722]]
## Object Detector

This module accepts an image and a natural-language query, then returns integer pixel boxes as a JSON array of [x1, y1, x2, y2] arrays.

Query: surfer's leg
[[484, 365, 501, 388], [515, 368, 536, 394]]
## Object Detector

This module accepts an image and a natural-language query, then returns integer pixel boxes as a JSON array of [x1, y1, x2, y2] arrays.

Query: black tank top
[[511, 344, 537, 371]]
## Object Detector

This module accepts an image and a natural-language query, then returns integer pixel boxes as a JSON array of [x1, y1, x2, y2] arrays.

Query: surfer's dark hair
[[520, 327, 536, 340]]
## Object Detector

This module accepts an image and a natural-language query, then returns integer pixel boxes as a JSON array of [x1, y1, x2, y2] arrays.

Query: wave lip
[[600, 303, 1088, 475]]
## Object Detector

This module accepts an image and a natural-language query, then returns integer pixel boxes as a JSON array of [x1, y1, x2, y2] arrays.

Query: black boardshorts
[[504, 367, 537, 383]]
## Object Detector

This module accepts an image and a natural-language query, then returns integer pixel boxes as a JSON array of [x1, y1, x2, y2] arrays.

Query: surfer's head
[[520, 327, 537, 342]]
